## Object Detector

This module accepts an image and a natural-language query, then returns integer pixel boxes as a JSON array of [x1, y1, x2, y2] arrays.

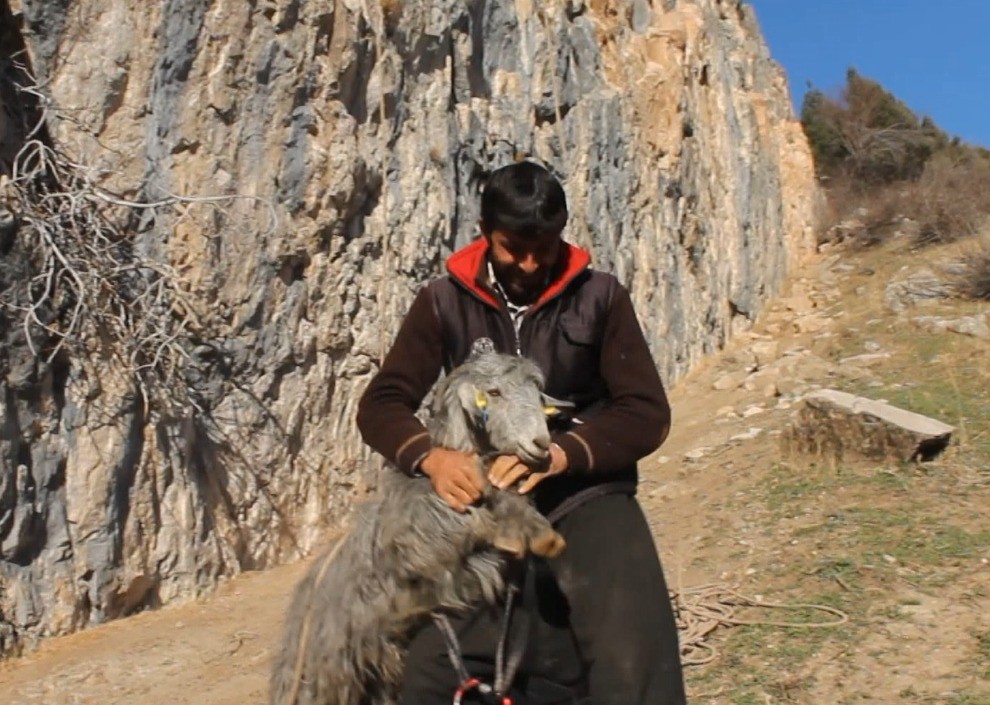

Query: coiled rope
[[670, 583, 850, 666]]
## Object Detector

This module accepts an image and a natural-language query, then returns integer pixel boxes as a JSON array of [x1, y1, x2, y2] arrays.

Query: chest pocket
[[552, 313, 604, 400], [559, 316, 600, 346]]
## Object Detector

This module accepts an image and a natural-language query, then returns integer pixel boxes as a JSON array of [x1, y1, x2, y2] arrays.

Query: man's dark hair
[[480, 161, 568, 239]]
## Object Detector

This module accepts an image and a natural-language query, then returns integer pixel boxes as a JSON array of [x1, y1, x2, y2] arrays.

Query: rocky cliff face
[[0, 0, 819, 653]]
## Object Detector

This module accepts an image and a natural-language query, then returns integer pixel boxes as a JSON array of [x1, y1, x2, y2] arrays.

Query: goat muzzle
[[528, 530, 566, 558]]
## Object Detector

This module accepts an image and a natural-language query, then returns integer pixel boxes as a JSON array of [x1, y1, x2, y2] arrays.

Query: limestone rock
[[781, 390, 954, 463], [793, 313, 830, 334]]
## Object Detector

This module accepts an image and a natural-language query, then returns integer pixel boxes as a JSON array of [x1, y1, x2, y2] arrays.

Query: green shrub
[[801, 69, 941, 184]]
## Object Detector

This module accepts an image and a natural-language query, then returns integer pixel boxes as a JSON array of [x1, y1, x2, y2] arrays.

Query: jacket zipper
[[450, 263, 588, 358], [505, 308, 522, 356]]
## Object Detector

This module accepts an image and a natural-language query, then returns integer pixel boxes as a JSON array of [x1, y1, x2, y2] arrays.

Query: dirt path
[[0, 559, 310, 705], [3, 243, 989, 705]]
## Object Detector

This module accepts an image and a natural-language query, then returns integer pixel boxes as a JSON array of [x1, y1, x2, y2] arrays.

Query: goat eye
[[486, 389, 502, 398]]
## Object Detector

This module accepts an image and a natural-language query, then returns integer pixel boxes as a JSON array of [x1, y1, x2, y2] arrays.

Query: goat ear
[[541, 392, 575, 417], [457, 382, 483, 415], [492, 534, 526, 557]]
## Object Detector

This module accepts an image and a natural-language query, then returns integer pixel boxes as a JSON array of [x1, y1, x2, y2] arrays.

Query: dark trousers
[[398, 493, 687, 705]]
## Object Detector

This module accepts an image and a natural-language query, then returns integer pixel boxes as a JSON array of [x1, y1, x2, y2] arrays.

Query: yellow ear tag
[[543, 405, 558, 416], [475, 390, 488, 410]]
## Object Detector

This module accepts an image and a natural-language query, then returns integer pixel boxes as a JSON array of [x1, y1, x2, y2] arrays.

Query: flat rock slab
[[883, 267, 955, 313], [781, 389, 954, 463]]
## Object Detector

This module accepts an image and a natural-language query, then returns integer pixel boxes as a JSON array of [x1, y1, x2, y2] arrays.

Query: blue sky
[[748, 1, 990, 147]]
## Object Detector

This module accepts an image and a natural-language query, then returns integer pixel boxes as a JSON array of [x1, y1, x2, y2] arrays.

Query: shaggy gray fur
[[270, 352, 565, 705]]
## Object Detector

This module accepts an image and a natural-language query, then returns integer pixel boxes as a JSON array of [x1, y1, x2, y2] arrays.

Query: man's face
[[486, 228, 562, 305]]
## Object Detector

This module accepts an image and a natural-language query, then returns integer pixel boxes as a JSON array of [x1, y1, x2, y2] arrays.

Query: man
[[357, 161, 686, 705]]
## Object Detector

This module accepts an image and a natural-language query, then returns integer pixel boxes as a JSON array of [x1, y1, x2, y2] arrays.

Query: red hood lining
[[445, 238, 591, 311]]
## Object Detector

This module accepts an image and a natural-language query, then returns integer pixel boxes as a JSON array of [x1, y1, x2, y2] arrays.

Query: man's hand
[[419, 448, 486, 512], [489, 443, 569, 495]]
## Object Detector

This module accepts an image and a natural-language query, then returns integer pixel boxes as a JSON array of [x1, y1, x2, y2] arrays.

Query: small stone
[[782, 294, 815, 314], [776, 378, 808, 397], [729, 427, 763, 442], [794, 314, 829, 333], [713, 370, 748, 391], [838, 352, 891, 366], [751, 340, 780, 368], [742, 405, 764, 418]]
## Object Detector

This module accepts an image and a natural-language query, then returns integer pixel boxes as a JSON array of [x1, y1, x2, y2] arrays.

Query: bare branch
[[1, 63, 277, 417]]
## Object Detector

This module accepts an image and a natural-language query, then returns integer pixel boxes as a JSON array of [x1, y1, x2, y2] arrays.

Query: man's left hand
[[488, 443, 568, 494]]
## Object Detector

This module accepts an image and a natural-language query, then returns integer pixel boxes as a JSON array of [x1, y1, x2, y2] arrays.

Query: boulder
[[781, 389, 954, 463]]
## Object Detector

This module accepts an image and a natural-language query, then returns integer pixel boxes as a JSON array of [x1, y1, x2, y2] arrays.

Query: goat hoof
[[529, 531, 566, 558]]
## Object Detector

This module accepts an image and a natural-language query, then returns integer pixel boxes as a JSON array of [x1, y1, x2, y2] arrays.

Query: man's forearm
[[356, 287, 443, 474]]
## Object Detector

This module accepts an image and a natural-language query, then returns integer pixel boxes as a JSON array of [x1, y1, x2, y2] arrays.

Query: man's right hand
[[419, 448, 486, 512]]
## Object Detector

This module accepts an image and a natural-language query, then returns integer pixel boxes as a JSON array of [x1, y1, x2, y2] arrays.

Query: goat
[[270, 350, 566, 705]]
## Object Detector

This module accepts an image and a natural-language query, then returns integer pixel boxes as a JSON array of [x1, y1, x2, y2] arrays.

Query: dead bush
[[948, 235, 990, 300], [819, 177, 913, 246], [907, 154, 990, 244], [821, 154, 990, 247]]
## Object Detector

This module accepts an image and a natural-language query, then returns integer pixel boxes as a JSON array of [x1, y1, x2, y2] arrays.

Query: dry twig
[[1, 61, 275, 417]]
